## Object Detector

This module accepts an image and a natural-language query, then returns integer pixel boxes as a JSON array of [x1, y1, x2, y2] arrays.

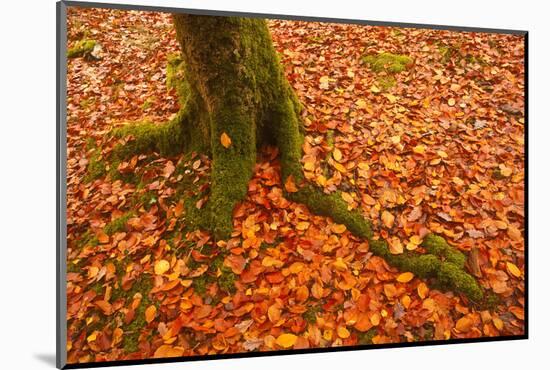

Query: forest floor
[[65, 7, 525, 363]]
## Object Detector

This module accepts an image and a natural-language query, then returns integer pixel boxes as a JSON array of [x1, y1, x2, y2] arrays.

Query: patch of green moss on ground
[[362, 53, 412, 74], [377, 75, 396, 91], [84, 148, 106, 183], [109, 274, 154, 353], [67, 39, 96, 58], [218, 266, 237, 294], [192, 275, 208, 296], [140, 97, 155, 111], [103, 212, 134, 235], [303, 305, 321, 324], [438, 42, 487, 66], [74, 230, 99, 250], [357, 328, 378, 345]]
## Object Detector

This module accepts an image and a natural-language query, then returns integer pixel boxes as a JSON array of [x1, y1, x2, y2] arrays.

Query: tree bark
[[111, 14, 484, 302]]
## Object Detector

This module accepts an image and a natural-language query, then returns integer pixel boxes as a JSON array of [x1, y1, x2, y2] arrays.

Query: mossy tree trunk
[[112, 14, 484, 302]]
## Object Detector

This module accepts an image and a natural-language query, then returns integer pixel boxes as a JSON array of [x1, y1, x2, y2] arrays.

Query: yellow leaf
[[289, 262, 304, 274], [296, 221, 310, 231], [370, 85, 380, 93], [262, 256, 284, 268], [86, 331, 98, 343], [506, 262, 522, 278], [319, 75, 330, 89], [381, 210, 395, 228], [330, 223, 347, 234], [276, 333, 297, 348], [413, 145, 426, 154], [493, 317, 504, 331], [332, 257, 348, 272], [145, 305, 157, 323], [323, 329, 333, 341], [333, 162, 347, 173], [341, 192, 354, 204], [268, 305, 281, 323], [384, 93, 397, 104], [88, 266, 99, 279], [383, 284, 397, 298], [437, 150, 448, 158], [390, 135, 401, 144], [154, 259, 170, 275], [153, 345, 184, 358], [332, 148, 343, 161], [337, 326, 350, 339], [358, 162, 370, 170], [356, 99, 367, 108], [499, 164, 513, 177], [396, 272, 414, 283], [388, 237, 403, 254], [220, 132, 232, 148], [370, 312, 381, 326], [401, 295, 411, 309], [417, 282, 429, 299]]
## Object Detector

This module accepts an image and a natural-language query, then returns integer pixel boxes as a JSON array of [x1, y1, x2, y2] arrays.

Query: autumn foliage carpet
[[66, 8, 525, 363]]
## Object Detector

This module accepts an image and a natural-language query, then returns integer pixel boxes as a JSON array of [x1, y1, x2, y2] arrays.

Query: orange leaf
[[455, 316, 473, 333], [284, 175, 298, 193], [145, 305, 157, 323], [330, 223, 347, 234], [224, 254, 246, 275], [268, 305, 281, 323], [153, 345, 184, 358], [381, 211, 395, 228], [295, 286, 309, 302], [220, 132, 232, 148]]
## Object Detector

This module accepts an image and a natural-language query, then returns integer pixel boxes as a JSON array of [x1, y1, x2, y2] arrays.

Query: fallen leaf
[[145, 305, 157, 323], [381, 210, 395, 228], [455, 316, 473, 332], [220, 132, 232, 148], [330, 223, 347, 234], [154, 259, 170, 275], [284, 175, 298, 193], [276, 333, 297, 348], [396, 272, 414, 283], [506, 262, 522, 278]]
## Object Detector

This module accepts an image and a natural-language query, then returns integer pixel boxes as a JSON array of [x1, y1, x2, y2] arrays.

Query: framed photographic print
[[57, 1, 527, 368]]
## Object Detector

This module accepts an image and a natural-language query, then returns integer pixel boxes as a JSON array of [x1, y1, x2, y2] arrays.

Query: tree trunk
[[170, 14, 304, 239], [111, 14, 484, 302]]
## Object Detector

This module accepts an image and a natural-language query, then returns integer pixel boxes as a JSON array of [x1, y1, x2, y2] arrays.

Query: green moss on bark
[[422, 234, 467, 267]]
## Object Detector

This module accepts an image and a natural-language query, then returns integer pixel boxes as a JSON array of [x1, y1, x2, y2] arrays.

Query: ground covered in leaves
[[66, 8, 525, 364]]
